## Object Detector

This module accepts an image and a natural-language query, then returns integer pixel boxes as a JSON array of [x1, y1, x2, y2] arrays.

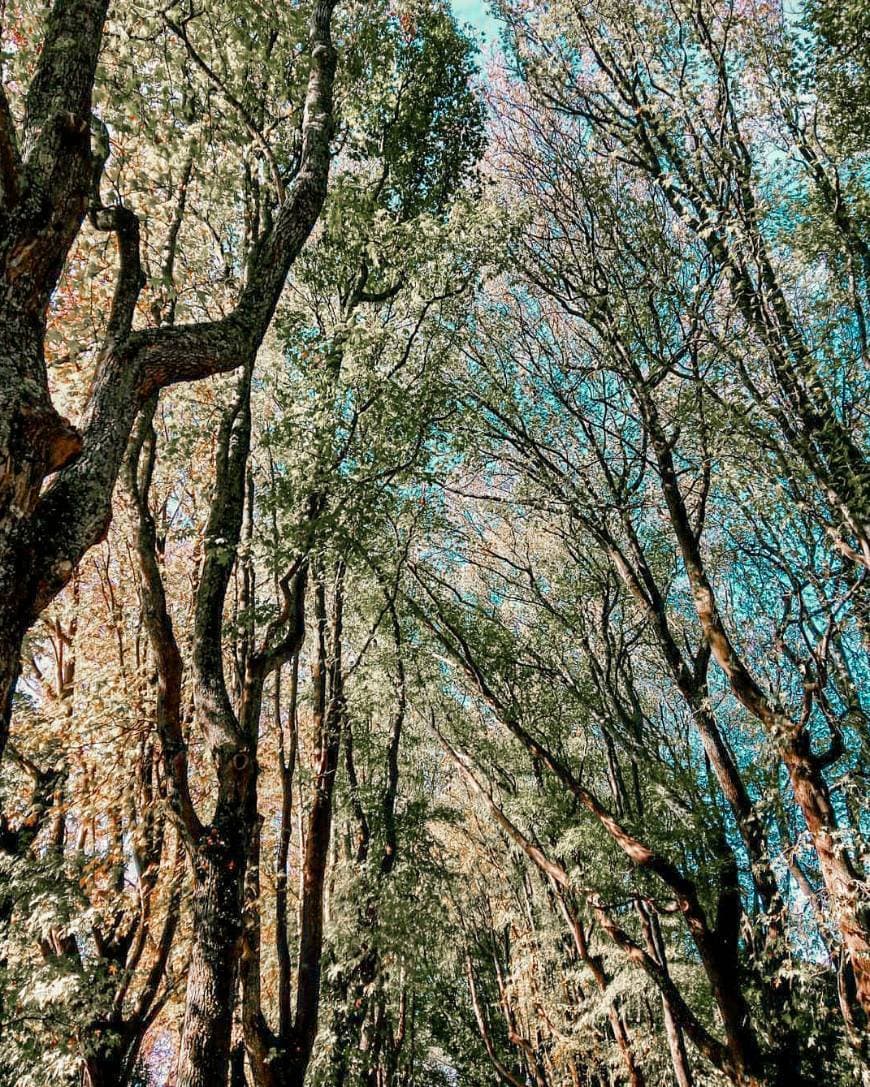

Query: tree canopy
[[0, 1, 868, 1086]]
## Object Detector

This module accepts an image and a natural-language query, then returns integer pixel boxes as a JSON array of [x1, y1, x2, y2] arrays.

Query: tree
[[2, 1, 868, 1084], [0, 0, 338, 764]]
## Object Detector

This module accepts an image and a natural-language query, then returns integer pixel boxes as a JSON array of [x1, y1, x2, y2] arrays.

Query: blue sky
[[451, 0, 499, 41]]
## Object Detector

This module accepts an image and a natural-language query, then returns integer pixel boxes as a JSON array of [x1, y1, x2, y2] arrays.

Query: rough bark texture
[[0, 0, 338, 768], [177, 815, 251, 1087], [128, 364, 307, 1087], [1, 8, 338, 1078]]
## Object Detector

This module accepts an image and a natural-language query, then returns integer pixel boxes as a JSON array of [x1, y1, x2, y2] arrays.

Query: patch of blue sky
[[450, 0, 499, 42]]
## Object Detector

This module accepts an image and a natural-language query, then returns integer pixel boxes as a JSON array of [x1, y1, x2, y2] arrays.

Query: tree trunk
[[781, 737, 870, 1018], [0, 317, 79, 751], [558, 892, 644, 1087], [243, 573, 342, 1087], [0, 0, 337, 760], [0, 620, 24, 762], [643, 386, 870, 1030], [638, 904, 693, 1087], [82, 1042, 124, 1087], [177, 816, 249, 1087]]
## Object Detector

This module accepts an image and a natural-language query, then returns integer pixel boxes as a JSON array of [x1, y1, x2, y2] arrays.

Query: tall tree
[[0, 0, 338, 764]]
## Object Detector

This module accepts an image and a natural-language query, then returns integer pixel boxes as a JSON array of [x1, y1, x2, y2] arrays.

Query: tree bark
[[641, 386, 870, 1025], [243, 568, 343, 1087], [0, 0, 338, 768], [176, 371, 257, 1087], [177, 811, 251, 1087]]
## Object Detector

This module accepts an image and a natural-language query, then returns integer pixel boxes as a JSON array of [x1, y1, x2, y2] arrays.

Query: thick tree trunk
[[177, 816, 249, 1087], [80, 995, 164, 1087], [0, 321, 77, 755], [0, 623, 23, 760], [82, 1051, 124, 1087], [0, 0, 337, 761], [0, 0, 108, 745]]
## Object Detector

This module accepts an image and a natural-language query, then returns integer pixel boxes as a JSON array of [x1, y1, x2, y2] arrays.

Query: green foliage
[[342, 0, 486, 219], [807, 0, 870, 150], [3, 0, 869, 1085]]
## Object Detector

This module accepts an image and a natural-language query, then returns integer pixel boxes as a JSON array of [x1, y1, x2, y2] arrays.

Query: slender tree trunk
[[243, 572, 342, 1087], [638, 904, 693, 1087], [291, 595, 343, 1078], [641, 385, 870, 1028], [780, 737, 870, 1016], [558, 892, 644, 1087]]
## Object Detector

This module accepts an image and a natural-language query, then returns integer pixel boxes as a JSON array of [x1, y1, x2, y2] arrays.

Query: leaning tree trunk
[[0, 0, 338, 766], [644, 399, 870, 1027]]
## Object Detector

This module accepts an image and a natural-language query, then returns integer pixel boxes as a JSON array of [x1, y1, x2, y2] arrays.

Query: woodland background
[[0, 1, 868, 1085]]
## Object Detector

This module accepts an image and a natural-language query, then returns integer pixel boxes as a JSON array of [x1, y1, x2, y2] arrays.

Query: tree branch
[[28, 0, 339, 624]]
